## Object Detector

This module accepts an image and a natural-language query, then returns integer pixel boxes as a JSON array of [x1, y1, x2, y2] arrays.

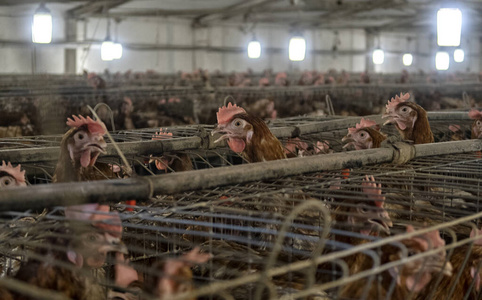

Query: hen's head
[[0, 161, 26, 188], [382, 93, 419, 131], [154, 247, 211, 299], [211, 103, 251, 153], [342, 118, 385, 150], [65, 115, 107, 168], [339, 175, 393, 236], [469, 109, 482, 139], [65, 204, 126, 269], [387, 226, 452, 292], [151, 129, 174, 171]]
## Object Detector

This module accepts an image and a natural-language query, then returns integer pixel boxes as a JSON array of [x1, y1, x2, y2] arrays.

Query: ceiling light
[[101, 40, 115, 61], [435, 51, 450, 70], [112, 43, 123, 60], [247, 40, 261, 59], [372, 49, 384, 65], [289, 36, 306, 61], [403, 53, 413, 66], [454, 49, 464, 63], [437, 8, 462, 46], [32, 3, 52, 44]]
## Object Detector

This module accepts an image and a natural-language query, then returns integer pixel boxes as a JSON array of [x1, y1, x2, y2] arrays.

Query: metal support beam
[[0, 139, 481, 211], [67, 0, 130, 18], [0, 112, 472, 164]]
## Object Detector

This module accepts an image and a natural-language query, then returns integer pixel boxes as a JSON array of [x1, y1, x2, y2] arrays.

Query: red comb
[[386, 93, 410, 113], [468, 109, 482, 120], [152, 129, 173, 141], [0, 160, 26, 184], [66, 115, 106, 135], [470, 227, 482, 246], [216, 103, 246, 125], [348, 118, 379, 134]]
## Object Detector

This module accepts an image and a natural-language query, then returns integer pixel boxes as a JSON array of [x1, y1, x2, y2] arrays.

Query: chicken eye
[[407, 250, 417, 256], [0, 176, 13, 187], [359, 132, 365, 138], [358, 205, 369, 214], [477, 121, 481, 126], [234, 120, 242, 127], [76, 132, 85, 140]]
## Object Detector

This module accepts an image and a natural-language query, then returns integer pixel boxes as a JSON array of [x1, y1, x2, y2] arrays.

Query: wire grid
[[0, 150, 481, 299]]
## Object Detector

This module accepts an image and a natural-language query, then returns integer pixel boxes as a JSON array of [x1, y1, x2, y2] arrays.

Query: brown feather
[[395, 102, 434, 144], [233, 113, 286, 163]]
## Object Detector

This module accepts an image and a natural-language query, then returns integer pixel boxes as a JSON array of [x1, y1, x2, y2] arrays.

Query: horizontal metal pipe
[[0, 148, 395, 211], [0, 139, 481, 211], [0, 112, 471, 164]]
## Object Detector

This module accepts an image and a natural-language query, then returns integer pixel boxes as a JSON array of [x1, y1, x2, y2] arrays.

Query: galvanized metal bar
[[0, 112, 472, 163], [0, 139, 480, 211]]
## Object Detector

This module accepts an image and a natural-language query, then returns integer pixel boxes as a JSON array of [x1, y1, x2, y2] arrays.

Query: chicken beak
[[424, 256, 453, 277], [102, 234, 128, 255], [341, 134, 353, 143], [211, 125, 231, 144], [342, 135, 355, 149], [382, 113, 397, 126], [368, 210, 392, 234]]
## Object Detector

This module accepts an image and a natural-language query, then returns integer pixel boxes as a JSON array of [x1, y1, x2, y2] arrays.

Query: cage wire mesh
[[0, 110, 481, 299]]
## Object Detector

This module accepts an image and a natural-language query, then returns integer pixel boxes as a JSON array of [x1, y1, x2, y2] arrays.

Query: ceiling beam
[[67, 0, 131, 18], [193, 0, 278, 25]]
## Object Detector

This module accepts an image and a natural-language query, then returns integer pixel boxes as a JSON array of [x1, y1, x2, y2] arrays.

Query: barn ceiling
[[1, 0, 481, 32]]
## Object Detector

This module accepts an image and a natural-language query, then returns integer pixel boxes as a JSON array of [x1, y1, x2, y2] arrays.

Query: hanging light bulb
[[111, 20, 123, 60], [101, 19, 117, 61], [101, 40, 115, 61], [32, 3, 52, 44], [437, 8, 462, 46], [403, 53, 413, 66], [372, 49, 384, 65], [289, 36, 306, 61], [112, 43, 123, 60], [435, 51, 450, 70], [247, 39, 261, 59], [454, 48, 464, 63]]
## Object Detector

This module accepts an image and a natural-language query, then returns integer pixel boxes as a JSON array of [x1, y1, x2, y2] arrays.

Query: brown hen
[[212, 103, 286, 163], [382, 93, 434, 144]]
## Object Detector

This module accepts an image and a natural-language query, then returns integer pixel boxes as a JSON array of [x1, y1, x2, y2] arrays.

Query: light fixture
[[112, 20, 123, 60], [32, 3, 52, 44], [435, 51, 450, 70], [372, 49, 384, 65], [101, 40, 115, 61], [247, 39, 261, 59], [403, 53, 413, 66], [454, 48, 464, 63], [437, 8, 462, 46], [289, 36, 306, 61], [112, 43, 123, 60]]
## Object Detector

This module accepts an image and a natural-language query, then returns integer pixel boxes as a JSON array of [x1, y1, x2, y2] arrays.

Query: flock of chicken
[[0, 90, 482, 299]]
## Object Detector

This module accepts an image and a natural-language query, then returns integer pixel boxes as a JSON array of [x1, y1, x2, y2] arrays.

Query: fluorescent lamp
[[454, 49, 464, 63], [372, 49, 384, 65], [247, 40, 261, 59], [403, 53, 413, 66], [113, 43, 123, 60], [289, 36, 306, 61], [32, 3, 52, 44], [435, 51, 450, 70], [437, 8, 462, 46], [101, 41, 115, 61]]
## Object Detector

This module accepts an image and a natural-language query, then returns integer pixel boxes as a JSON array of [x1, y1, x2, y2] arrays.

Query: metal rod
[[0, 112, 472, 163], [1, 139, 480, 211]]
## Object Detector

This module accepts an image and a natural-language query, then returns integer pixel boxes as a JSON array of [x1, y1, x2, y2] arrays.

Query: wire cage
[[0, 109, 482, 299]]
